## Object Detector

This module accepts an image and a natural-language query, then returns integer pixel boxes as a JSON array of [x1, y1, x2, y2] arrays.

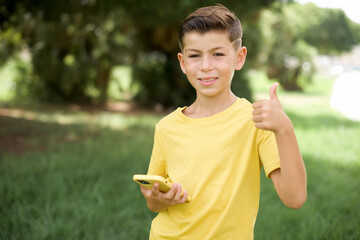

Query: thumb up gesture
[[252, 83, 291, 133]]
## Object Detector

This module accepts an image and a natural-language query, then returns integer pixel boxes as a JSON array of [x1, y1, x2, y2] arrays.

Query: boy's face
[[178, 31, 246, 98]]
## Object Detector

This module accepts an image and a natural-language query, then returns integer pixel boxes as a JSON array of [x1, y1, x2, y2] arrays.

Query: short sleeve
[[258, 130, 281, 178], [147, 125, 167, 177]]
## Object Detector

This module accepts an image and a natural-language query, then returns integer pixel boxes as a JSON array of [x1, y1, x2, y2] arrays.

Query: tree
[[260, 2, 360, 91], [0, 0, 283, 107], [1, 0, 134, 105]]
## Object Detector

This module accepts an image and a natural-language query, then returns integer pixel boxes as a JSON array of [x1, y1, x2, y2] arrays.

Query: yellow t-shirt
[[147, 98, 280, 239]]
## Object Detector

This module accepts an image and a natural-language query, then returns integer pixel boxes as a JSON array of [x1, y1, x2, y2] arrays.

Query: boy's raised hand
[[140, 182, 188, 212], [252, 83, 291, 133]]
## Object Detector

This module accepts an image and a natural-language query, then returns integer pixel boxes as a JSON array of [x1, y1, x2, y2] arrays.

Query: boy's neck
[[184, 92, 237, 118]]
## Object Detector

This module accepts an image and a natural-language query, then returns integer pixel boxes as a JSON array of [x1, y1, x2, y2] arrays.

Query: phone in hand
[[133, 174, 191, 202]]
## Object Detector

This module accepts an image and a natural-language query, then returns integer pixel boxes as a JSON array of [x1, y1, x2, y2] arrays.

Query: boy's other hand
[[252, 83, 292, 133], [140, 182, 188, 212]]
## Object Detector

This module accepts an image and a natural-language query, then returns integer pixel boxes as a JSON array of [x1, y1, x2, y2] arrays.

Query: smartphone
[[133, 174, 191, 202]]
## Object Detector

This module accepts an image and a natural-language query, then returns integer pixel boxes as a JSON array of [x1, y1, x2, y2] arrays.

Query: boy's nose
[[201, 56, 213, 72]]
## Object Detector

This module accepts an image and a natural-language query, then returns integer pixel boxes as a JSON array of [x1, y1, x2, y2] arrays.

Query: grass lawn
[[1, 71, 359, 239], [250, 71, 360, 239]]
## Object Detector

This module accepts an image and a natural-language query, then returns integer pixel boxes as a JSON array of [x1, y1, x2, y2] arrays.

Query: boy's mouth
[[198, 77, 218, 86]]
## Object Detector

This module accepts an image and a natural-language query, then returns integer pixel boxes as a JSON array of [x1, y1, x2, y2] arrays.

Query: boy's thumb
[[270, 83, 279, 101]]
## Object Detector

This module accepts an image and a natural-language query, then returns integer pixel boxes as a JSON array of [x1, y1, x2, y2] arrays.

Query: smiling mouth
[[198, 77, 219, 83], [199, 77, 217, 82], [198, 77, 218, 86]]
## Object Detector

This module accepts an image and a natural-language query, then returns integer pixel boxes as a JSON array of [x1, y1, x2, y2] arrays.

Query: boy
[[140, 4, 307, 239]]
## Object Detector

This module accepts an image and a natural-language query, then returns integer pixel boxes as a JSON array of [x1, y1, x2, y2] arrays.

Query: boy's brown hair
[[178, 4, 243, 51]]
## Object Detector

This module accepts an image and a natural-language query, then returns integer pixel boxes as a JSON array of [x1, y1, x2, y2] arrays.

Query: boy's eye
[[188, 54, 200, 58], [214, 53, 225, 57]]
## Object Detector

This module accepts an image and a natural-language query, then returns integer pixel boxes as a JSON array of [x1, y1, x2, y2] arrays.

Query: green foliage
[[1, 1, 135, 105], [4, 1, 359, 106], [259, 2, 360, 91], [0, 27, 22, 65], [1, 0, 275, 107], [133, 52, 195, 108], [286, 3, 360, 54], [231, 70, 253, 101]]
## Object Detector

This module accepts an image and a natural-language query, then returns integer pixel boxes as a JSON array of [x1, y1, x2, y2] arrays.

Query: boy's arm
[[140, 182, 188, 212], [252, 83, 307, 209]]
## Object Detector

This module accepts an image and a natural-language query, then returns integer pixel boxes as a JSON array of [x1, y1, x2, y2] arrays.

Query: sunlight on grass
[[0, 107, 159, 130], [294, 114, 360, 165]]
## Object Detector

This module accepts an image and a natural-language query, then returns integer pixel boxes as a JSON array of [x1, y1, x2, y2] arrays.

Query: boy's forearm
[[273, 121, 307, 208]]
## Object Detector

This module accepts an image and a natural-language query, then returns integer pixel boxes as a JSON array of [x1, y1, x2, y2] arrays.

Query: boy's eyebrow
[[184, 46, 228, 52]]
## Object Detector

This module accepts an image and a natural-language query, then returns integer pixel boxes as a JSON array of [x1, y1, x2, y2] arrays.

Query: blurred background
[[0, 0, 359, 239]]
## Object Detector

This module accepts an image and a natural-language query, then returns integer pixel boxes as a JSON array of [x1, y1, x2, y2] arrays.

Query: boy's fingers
[[165, 183, 184, 202], [254, 122, 267, 130], [174, 184, 183, 200], [181, 190, 188, 202], [169, 183, 179, 198], [252, 100, 266, 109], [172, 184, 187, 203], [164, 183, 178, 200], [151, 182, 160, 197], [252, 108, 265, 116], [140, 185, 151, 197], [146, 182, 188, 205], [252, 115, 264, 123]]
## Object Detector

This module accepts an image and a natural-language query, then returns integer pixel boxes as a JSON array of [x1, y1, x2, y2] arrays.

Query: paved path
[[330, 71, 360, 121]]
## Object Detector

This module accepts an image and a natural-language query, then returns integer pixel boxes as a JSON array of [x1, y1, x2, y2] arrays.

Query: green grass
[[0, 112, 159, 239], [1, 71, 360, 239], [252, 71, 360, 239]]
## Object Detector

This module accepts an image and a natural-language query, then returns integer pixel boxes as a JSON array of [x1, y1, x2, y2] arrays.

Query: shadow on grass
[[0, 114, 157, 239], [0, 115, 97, 157], [287, 110, 360, 130], [256, 109, 360, 240], [256, 153, 360, 239]]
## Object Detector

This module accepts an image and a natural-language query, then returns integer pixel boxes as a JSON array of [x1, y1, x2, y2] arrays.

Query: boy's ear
[[235, 46, 247, 71], [177, 52, 187, 74]]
